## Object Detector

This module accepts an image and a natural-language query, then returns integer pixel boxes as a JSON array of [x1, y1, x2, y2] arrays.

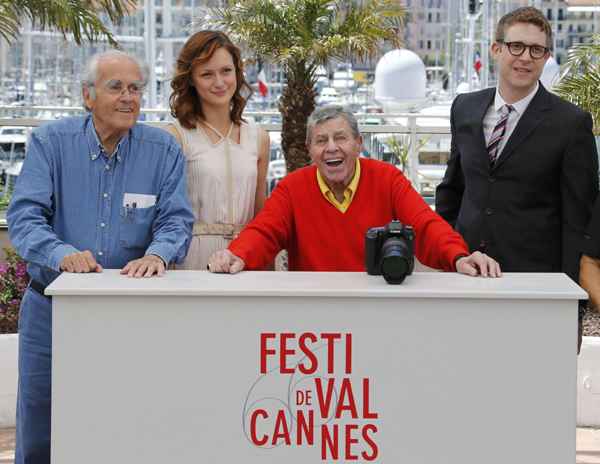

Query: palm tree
[[0, 0, 135, 47], [553, 33, 600, 135], [195, 0, 409, 173]]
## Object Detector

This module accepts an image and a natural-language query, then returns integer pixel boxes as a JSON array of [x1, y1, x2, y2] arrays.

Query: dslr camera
[[365, 220, 415, 284]]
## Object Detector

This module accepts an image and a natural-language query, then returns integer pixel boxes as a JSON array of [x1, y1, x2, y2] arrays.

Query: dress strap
[[200, 120, 235, 141], [170, 121, 188, 159]]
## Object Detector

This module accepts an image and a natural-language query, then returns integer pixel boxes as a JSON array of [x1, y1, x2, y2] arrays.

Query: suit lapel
[[493, 82, 550, 170], [470, 89, 495, 154]]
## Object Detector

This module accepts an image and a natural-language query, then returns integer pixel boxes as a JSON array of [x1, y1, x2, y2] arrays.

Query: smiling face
[[191, 47, 237, 111], [307, 116, 363, 194], [492, 22, 550, 103], [82, 54, 142, 143]]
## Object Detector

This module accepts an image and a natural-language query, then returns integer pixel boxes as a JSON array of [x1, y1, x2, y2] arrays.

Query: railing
[[0, 106, 452, 200]]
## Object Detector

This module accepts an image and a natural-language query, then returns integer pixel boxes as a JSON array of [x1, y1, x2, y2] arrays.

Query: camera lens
[[380, 237, 410, 284]]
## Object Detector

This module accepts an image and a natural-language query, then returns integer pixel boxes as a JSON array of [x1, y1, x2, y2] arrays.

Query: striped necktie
[[487, 104, 513, 166]]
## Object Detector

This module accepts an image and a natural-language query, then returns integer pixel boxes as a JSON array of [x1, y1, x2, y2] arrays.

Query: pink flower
[[10, 299, 19, 307], [15, 268, 26, 277], [0, 265, 9, 275]]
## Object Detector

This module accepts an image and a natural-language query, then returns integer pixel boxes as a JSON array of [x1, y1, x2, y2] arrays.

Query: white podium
[[47, 270, 584, 463]]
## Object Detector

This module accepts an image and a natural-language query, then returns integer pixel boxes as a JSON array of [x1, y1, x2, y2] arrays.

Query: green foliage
[[387, 134, 432, 178], [196, 0, 408, 76], [0, 181, 13, 211], [0, 0, 136, 47], [0, 247, 28, 317], [553, 33, 600, 135]]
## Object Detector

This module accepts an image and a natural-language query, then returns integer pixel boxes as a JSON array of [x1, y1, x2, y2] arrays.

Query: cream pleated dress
[[172, 119, 261, 270]]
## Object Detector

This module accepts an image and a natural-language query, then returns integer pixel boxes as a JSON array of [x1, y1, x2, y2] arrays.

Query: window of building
[[427, 40, 431, 49], [558, 24, 562, 32], [419, 40, 424, 49], [547, 9, 552, 20], [557, 39, 564, 48], [428, 12, 432, 22], [558, 9, 564, 20], [436, 12, 441, 23]]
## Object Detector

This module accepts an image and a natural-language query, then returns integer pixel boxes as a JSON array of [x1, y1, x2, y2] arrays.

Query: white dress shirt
[[482, 82, 539, 159]]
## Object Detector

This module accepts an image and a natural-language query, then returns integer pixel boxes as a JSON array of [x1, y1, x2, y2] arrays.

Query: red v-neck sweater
[[229, 158, 469, 272]]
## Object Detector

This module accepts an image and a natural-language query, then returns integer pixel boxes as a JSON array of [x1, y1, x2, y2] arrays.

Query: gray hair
[[81, 50, 150, 112], [306, 105, 361, 143]]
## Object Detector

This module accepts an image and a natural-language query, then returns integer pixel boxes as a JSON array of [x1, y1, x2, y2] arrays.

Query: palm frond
[[554, 32, 600, 135], [553, 65, 600, 135], [0, 3, 21, 43], [0, 0, 135, 47]]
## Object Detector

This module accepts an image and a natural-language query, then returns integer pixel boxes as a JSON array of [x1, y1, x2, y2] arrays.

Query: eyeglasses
[[498, 40, 550, 59], [91, 84, 144, 97]]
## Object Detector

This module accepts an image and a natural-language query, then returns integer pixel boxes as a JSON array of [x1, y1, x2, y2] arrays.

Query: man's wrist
[[453, 254, 469, 270], [145, 253, 166, 267]]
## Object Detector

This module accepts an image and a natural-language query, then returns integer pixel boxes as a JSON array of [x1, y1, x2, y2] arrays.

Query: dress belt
[[30, 279, 52, 300], [193, 222, 245, 239]]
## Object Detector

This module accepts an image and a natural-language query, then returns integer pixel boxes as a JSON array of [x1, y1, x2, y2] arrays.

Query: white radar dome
[[541, 56, 560, 89], [374, 49, 426, 112]]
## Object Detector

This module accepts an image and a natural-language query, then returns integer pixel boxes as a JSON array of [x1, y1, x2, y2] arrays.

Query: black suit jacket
[[435, 83, 599, 283]]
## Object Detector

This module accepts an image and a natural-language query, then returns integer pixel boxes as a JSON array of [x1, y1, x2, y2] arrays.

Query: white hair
[[81, 50, 150, 112]]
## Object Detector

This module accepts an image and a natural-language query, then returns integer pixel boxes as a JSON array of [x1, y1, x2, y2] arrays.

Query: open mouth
[[117, 109, 133, 113], [325, 158, 343, 167]]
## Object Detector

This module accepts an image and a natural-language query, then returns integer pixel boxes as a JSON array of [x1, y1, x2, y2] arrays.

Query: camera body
[[365, 221, 415, 284]]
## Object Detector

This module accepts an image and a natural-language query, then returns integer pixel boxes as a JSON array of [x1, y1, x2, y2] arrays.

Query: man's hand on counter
[[455, 252, 502, 278], [60, 251, 103, 273], [208, 250, 245, 275], [120, 254, 165, 278]]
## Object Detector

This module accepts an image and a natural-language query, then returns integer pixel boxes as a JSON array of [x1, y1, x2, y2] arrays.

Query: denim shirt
[[7, 115, 195, 287]]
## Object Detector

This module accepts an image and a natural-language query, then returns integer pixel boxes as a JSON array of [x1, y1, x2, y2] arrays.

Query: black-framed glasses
[[498, 40, 550, 59], [91, 84, 144, 97]]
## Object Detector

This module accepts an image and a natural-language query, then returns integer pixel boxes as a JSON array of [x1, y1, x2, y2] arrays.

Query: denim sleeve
[[145, 143, 194, 266], [6, 134, 79, 272]]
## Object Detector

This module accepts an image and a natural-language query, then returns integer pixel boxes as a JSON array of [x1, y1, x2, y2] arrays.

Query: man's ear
[[491, 42, 500, 63], [306, 142, 314, 162], [82, 86, 93, 111], [356, 135, 364, 154]]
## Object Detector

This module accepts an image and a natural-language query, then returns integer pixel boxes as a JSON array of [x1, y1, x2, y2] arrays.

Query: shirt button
[[479, 240, 485, 247], [489, 176, 495, 182], [105, 165, 110, 170], [98, 251, 103, 256], [485, 208, 493, 215], [341, 207, 345, 211], [101, 223, 105, 227], [103, 193, 108, 198]]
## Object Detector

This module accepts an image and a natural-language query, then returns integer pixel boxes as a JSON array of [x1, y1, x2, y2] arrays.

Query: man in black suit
[[436, 7, 598, 349]]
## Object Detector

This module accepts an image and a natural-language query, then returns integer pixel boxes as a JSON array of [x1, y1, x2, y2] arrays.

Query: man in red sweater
[[208, 105, 500, 277]]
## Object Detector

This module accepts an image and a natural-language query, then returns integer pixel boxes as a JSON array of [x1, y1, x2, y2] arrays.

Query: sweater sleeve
[[390, 167, 469, 271], [228, 178, 293, 270]]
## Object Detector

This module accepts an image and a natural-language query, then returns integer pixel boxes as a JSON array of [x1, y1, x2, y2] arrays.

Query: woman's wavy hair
[[170, 30, 252, 129]]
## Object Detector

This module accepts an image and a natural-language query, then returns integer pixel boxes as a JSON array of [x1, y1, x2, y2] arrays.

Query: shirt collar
[[494, 81, 539, 115], [85, 115, 128, 163], [316, 158, 361, 206]]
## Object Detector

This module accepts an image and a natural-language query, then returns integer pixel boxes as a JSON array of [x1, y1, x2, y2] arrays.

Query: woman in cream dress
[[165, 30, 270, 269]]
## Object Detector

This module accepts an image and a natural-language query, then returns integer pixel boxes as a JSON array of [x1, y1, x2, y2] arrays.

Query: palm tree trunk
[[279, 66, 319, 173]]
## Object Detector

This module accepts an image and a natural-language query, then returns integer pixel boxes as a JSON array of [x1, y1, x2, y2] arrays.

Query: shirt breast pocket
[[119, 205, 156, 250]]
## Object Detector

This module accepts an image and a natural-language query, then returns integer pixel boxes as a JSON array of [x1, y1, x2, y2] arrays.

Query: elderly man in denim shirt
[[7, 50, 194, 464]]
